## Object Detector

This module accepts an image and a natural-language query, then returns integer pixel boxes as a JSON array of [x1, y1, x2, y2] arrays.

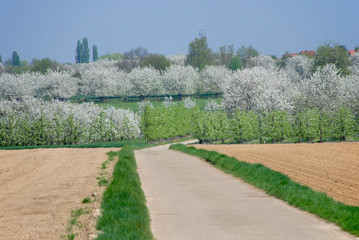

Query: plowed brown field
[[0, 148, 119, 240], [192, 142, 359, 206]]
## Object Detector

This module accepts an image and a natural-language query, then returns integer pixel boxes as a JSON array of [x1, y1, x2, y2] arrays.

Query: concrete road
[[135, 143, 357, 240]]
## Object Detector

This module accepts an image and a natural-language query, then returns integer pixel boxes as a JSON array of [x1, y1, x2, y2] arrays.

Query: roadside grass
[[95, 145, 153, 240], [64, 143, 156, 239], [60, 139, 166, 239], [169, 143, 359, 237]]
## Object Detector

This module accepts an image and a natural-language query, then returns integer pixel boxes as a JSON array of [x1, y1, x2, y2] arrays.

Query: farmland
[[192, 142, 359, 206], [1, 41, 359, 239], [0, 148, 119, 239]]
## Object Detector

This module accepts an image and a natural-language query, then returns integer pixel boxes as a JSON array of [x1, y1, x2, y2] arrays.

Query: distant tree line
[[1, 35, 358, 77], [0, 51, 62, 74]]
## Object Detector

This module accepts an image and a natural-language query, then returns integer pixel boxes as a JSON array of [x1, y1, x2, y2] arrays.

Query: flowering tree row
[[76, 63, 233, 99], [0, 98, 140, 146], [0, 61, 232, 100], [135, 97, 357, 143], [222, 64, 359, 116], [2, 54, 359, 104], [192, 107, 357, 144], [0, 70, 78, 100]]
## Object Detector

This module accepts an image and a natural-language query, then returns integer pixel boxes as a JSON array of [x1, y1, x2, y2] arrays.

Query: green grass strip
[[0, 139, 157, 150], [95, 145, 153, 240], [169, 143, 359, 237]]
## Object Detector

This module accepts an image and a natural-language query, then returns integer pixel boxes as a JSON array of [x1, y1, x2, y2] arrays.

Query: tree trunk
[[258, 114, 263, 144]]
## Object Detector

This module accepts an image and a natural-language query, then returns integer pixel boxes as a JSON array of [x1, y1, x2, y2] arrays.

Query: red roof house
[[300, 50, 316, 57], [284, 53, 298, 57], [348, 50, 357, 56]]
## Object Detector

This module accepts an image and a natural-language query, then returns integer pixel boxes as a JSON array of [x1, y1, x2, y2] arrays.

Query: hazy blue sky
[[1, 0, 358, 63]]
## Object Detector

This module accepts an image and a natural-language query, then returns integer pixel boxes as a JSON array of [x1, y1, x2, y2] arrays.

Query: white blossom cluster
[[64, 59, 118, 73], [126, 66, 163, 96], [200, 65, 231, 93], [163, 96, 176, 108], [0, 63, 5, 74], [222, 67, 294, 113], [79, 64, 126, 97], [162, 65, 199, 96], [0, 61, 233, 100], [249, 55, 277, 70], [183, 97, 196, 109], [222, 63, 359, 115], [296, 64, 359, 113], [349, 52, 359, 76], [167, 53, 186, 66], [137, 101, 154, 115], [284, 55, 314, 82], [0, 98, 140, 146], [0, 70, 78, 100], [0, 72, 35, 99], [2, 56, 359, 118], [204, 99, 223, 112]]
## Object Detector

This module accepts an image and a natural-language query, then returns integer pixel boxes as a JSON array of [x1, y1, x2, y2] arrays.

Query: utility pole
[[199, 29, 206, 37]]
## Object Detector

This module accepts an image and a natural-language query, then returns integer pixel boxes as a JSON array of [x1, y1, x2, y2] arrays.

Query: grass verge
[[0, 138, 157, 150], [95, 145, 153, 240], [169, 143, 359, 237]]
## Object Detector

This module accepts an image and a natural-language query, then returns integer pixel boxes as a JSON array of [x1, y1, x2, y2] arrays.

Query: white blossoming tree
[[249, 55, 276, 69], [0, 97, 141, 146], [349, 52, 359, 76], [0, 72, 38, 100], [284, 55, 314, 82], [79, 64, 119, 99], [342, 74, 359, 113], [222, 67, 294, 113], [167, 53, 186, 66], [127, 67, 163, 100], [65, 59, 118, 73], [162, 65, 199, 100], [296, 64, 343, 112], [0, 63, 5, 74], [201, 65, 232, 97], [34, 69, 78, 99]]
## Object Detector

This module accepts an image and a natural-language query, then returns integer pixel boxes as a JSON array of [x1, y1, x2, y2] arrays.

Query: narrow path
[[135, 143, 357, 240]]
